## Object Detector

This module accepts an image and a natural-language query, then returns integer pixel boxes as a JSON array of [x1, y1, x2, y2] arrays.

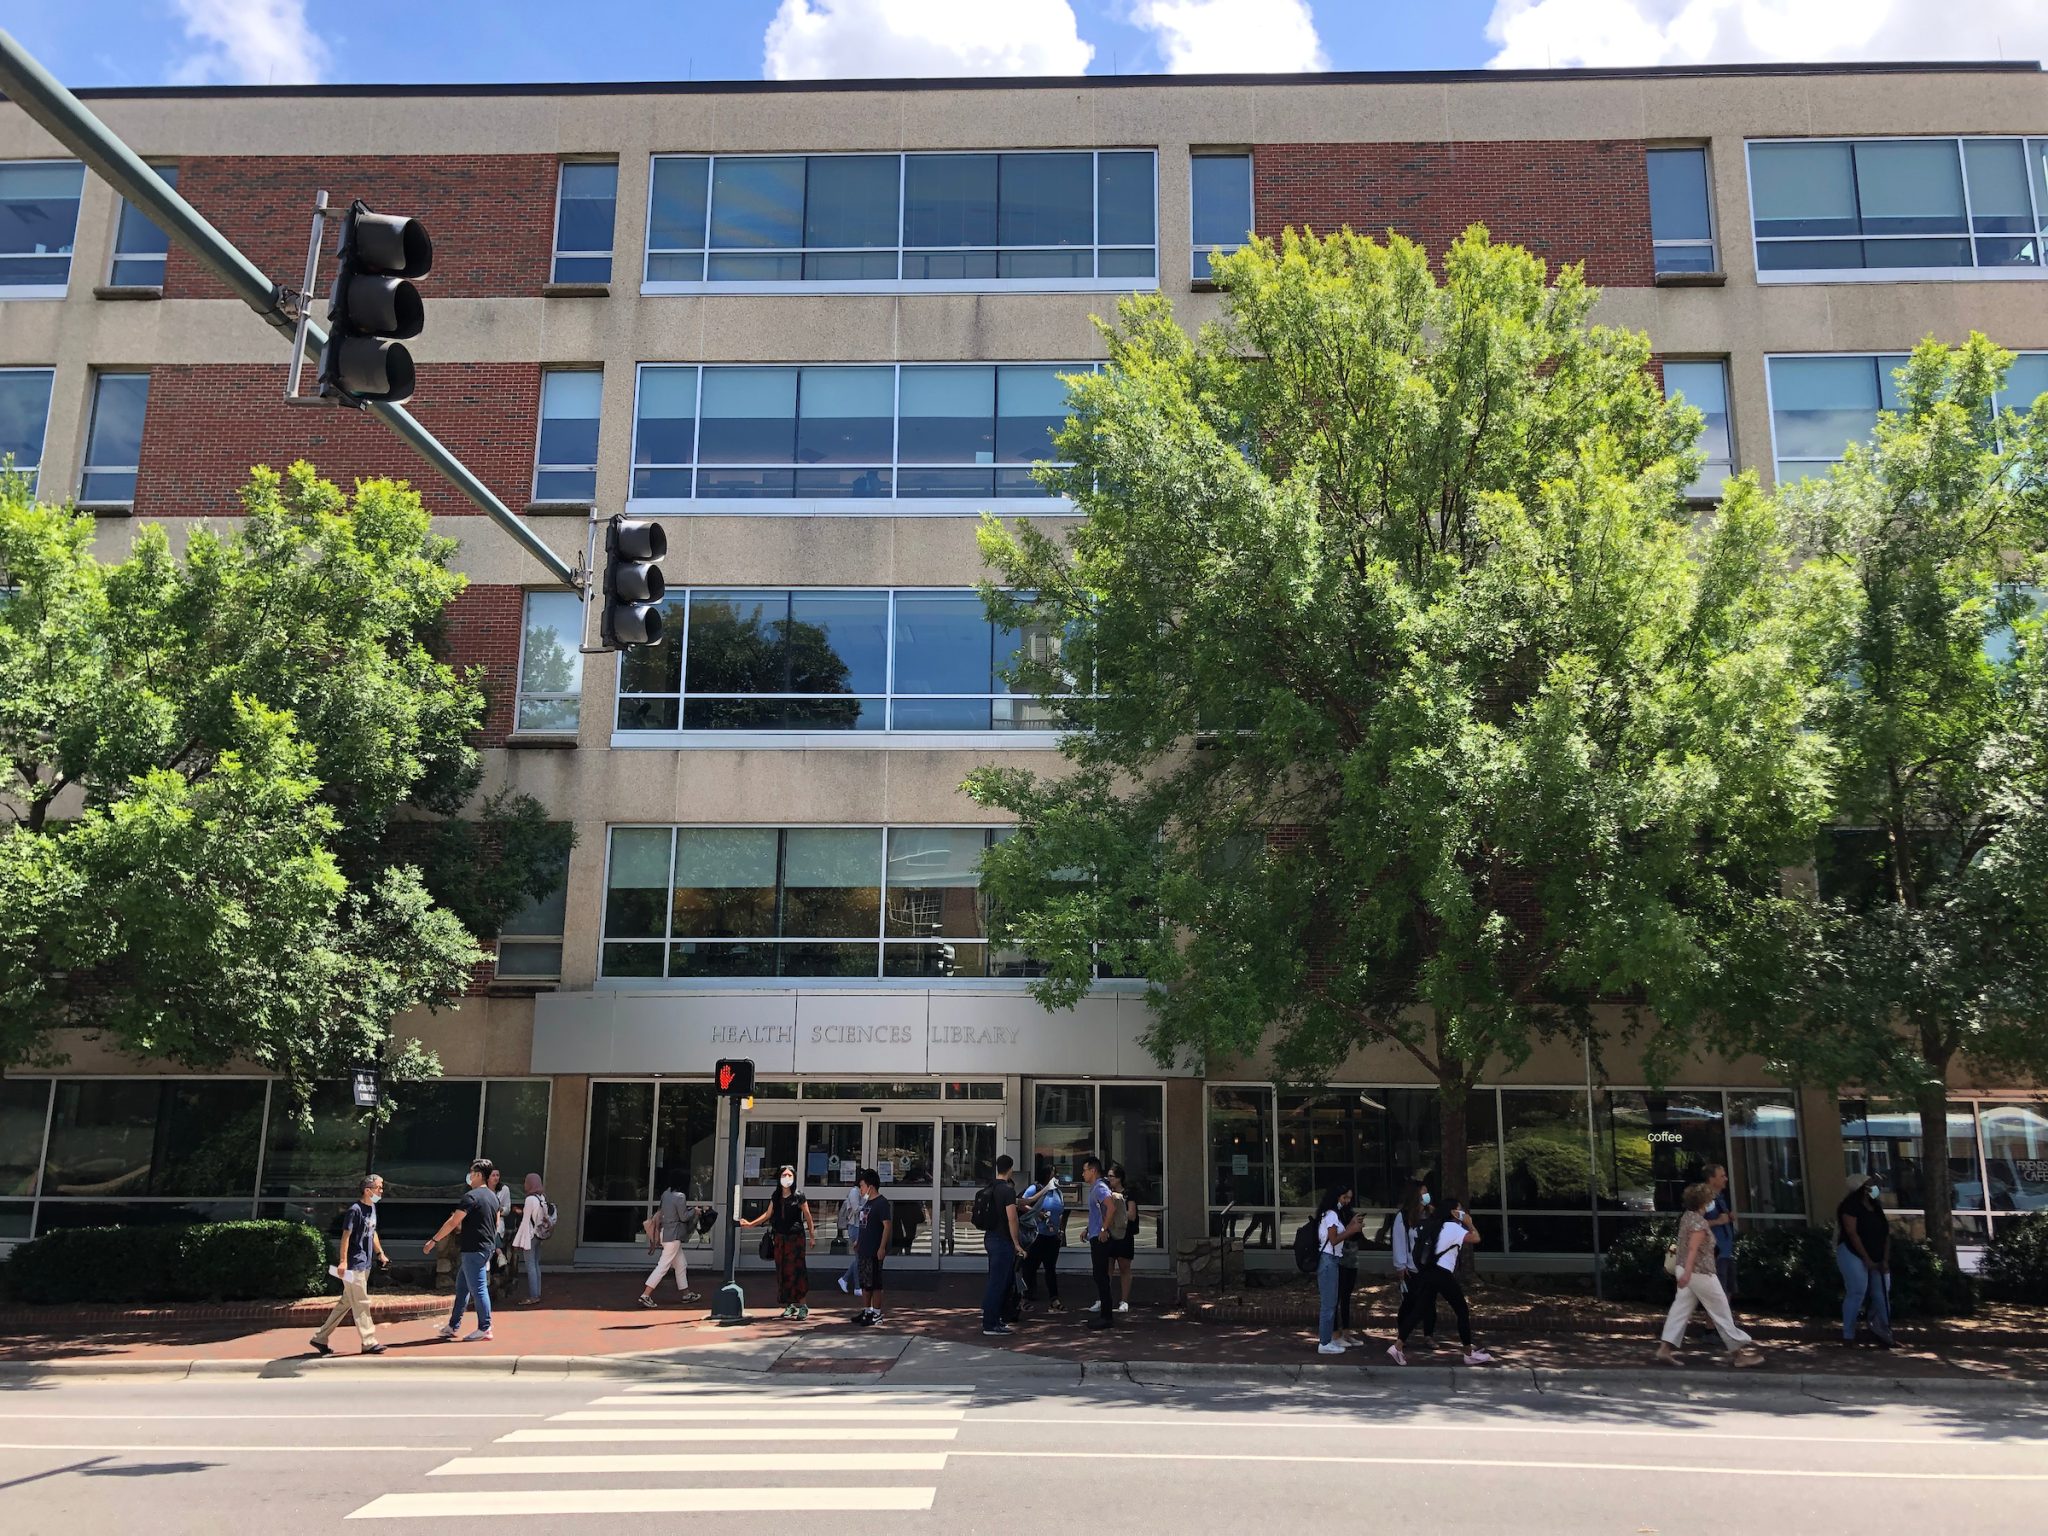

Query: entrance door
[[875, 1118, 936, 1262], [738, 1111, 946, 1268]]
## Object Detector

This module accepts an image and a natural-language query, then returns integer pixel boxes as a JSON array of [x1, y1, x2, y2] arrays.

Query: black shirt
[[1837, 1194, 1890, 1262], [986, 1179, 1018, 1247], [857, 1194, 892, 1258], [770, 1188, 809, 1237], [341, 1200, 378, 1272], [456, 1185, 499, 1254]]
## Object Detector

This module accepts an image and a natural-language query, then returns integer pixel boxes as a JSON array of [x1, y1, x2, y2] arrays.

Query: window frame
[[532, 366, 604, 505], [641, 149, 1160, 296], [1746, 134, 2048, 284], [1763, 349, 2048, 484], [77, 370, 150, 508], [514, 588, 587, 737], [0, 365, 57, 494], [1189, 150, 1254, 282], [1659, 357, 1735, 500], [0, 159, 84, 299], [105, 164, 178, 289], [1646, 144, 1718, 274], [549, 159, 619, 286]]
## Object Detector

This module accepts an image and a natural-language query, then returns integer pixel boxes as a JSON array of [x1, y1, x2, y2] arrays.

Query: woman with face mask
[[1836, 1175, 1895, 1348], [740, 1165, 817, 1318], [1387, 1179, 1438, 1359]]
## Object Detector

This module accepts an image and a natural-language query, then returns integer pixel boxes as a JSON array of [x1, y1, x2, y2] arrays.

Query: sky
[[7, 0, 2047, 90]]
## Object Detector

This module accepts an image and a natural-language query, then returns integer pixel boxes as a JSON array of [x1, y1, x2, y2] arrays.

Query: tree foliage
[[0, 462, 571, 1089], [967, 227, 1831, 1194]]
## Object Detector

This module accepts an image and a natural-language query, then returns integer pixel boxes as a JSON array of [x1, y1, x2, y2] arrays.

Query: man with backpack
[[974, 1154, 1023, 1337]]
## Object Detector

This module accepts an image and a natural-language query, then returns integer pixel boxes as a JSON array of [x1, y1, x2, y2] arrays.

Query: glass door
[[938, 1119, 997, 1267], [876, 1118, 936, 1263]]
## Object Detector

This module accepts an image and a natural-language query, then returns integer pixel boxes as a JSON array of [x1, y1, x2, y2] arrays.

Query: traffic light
[[320, 200, 432, 407], [602, 515, 667, 648], [714, 1058, 755, 1099]]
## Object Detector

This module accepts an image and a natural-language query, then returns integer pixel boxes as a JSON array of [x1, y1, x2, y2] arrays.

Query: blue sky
[[7, 1, 2045, 90]]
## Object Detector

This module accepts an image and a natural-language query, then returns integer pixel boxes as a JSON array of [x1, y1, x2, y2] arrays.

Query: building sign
[[350, 1065, 381, 1109]]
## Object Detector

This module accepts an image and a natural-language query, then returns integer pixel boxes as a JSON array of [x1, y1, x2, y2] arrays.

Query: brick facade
[[1252, 140, 1655, 287], [134, 363, 542, 521], [165, 154, 559, 300], [439, 582, 527, 748]]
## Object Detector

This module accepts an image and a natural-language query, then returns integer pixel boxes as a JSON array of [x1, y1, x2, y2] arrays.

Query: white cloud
[[763, 0, 1094, 79], [170, 0, 326, 86], [1485, 0, 2048, 69], [1132, 0, 1328, 73]]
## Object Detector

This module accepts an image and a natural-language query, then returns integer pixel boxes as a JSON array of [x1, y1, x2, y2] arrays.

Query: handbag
[[759, 1230, 776, 1261], [1663, 1243, 1681, 1278]]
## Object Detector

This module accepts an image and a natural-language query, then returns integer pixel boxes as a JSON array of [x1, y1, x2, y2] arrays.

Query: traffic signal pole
[[0, 27, 578, 590]]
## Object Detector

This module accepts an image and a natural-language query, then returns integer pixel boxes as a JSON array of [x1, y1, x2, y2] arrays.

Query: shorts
[[1109, 1232, 1135, 1261], [858, 1252, 886, 1292]]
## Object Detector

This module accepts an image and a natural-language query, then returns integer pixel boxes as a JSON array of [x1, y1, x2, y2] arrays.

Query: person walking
[[1018, 1164, 1065, 1313], [1393, 1195, 1496, 1366], [424, 1158, 500, 1342], [1082, 1154, 1117, 1331], [852, 1168, 892, 1327], [1388, 1179, 1438, 1357], [308, 1173, 388, 1356], [1702, 1163, 1738, 1300], [1335, 1193, 1364, 1343], [978, 1153, 1023, 1338], [639, 1167, 705, 1307], [836, 1177, 869, 1299], [1108, 1162, 1138, 1314], [1836, 1174, 1895, 1348], [739, 1165, 815, 1318], [511, 1171, 552, 1306], [1314, 1184, 1363, 1355], [1657, 1181, 1764, 1367]]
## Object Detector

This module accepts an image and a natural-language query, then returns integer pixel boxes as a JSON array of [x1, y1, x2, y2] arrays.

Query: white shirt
[[1432, 1218, 1469, 1273], [512, 1192, 545, 1250], [1318, 1210, 1346, 1256]]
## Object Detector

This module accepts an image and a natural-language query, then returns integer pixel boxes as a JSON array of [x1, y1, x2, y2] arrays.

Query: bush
[[1733, 1223, 1839, 1317], [1980, 1213, 2048, 1304], [1887, 1233, 1978, 1317], [1, 1220, 325, 1305], [1600, 1215, 1678, 1302]]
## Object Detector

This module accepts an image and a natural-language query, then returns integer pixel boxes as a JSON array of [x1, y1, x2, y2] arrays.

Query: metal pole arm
[[0, 27, 578, 589]]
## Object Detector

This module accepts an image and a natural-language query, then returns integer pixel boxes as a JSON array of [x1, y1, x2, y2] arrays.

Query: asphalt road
[[3, 1367, 2045, 1533]]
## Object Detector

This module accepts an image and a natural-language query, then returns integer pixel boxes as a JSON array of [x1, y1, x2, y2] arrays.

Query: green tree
[[967, 228, 1831, 1198], [1749, 336, 2048, 1266], [0, 461, 571, 1096]]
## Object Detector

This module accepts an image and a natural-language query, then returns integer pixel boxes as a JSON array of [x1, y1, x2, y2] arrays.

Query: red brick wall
[[440, 583, 526, 748], [164, 154, 559, 301], [133, 363, 542, 520], [1251, 141, 1655, 287]]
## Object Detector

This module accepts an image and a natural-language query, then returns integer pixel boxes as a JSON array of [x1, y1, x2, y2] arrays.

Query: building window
[[1837, 1096, 2009, 1245], [534, 369, 602, 502], [79, 372, 150, 506], [517, 590, 585, 733], [1660, 360, 1733, 498], [643, 150, 1158, 292], [1647, 146, 1716, 273], [580, 1079, 720, 1244], [614, 587, 1071, 735], [1032, 1080, 1166, 1251], [108, 166, 177, 287], [1749, 137, 2048, 279], [496, 844, 570, 981], [551, 161, 618, 284], [630, 362, 1089, 505], [1767, 351, 2048, 483], [1191, 152, 1253, 280], [0, 367, 55, 493], [0, 160, 84, 297]]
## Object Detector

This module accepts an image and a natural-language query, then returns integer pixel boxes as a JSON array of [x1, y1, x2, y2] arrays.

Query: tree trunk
[[1438, 1071, 1470, 1204], [1913, 1057, 1958, 1268]]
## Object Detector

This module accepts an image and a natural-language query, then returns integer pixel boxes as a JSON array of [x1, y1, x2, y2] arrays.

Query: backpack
[[1415, 1215, 1450, 1270], [970, 1183, 997, 1232], [530, 1197, 558, 1243], [1291, 1216, 1320, 1275], [1108, 1196, 1131, 1242]]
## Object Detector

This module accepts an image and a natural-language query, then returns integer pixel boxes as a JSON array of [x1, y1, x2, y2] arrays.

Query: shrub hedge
[[1, 1220, 326, 1305], [1599, 1219, 1978, 1319], [1980, 1213, 2048, 1304]]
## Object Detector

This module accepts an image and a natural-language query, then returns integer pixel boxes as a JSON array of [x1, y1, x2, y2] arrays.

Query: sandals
[[1655, 1348, 1683, 1368], [1730, 1349, 1765, 1369], [680, 1290, 702, 1302]]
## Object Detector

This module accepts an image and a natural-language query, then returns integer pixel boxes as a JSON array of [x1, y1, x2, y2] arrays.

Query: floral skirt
[[774, 1233, 809, 1305]]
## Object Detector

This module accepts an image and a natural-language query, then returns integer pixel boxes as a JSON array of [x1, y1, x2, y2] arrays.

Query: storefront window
[[1728, 1092, 1805, 1217], [1207, 1086, 1273, 1245], [1978, 1102, 2048, 1215], [44, 1078, 266, 1203], [0, 1078, 49, 1203], [655, 1084, 719, 1203], [1596, 1090, 1727, 1216], [1102, 1084, 1164, 1225], [481, 1081, 551, 1187], [1839, 1097, 1980, 1213], [943, 1121, 996, 1186], [1032, 1084, 1095, 1184]]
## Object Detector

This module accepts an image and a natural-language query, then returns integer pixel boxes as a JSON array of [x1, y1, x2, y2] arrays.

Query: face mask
[[1867, 1186, 1880, 1200], [1421, 1193, 1432, 1207], [367, 1194, 381, 1205], [780, 1175, 795, 1189]]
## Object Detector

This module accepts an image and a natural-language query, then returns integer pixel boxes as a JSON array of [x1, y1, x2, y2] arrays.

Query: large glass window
[[1728, 1091, 1805, 1218], [496, 841, 570, 981], [614, 587, 1072, 734], [0, 160, 84, 295], [108, 165, 177, 287], [552, 161, 618, 284], [1206, 1085, 1274, 1245], [534, 369, 602, 502], [1661, 360, 1732, 498], [1978, 1102, 2048, 1214], [0, 368, 55, 492], [1647, 146, 1716, 273], [1767, 351, 2048, 482], [41, 1079, 266, 1202], [1190, 153, 1253, 279], [1597, 1090, 1727, 1220], [516, 590, 585, 733], [1839, 1096, 1987, 1240], [79, 372, 150, 506], [631, 362, 1088, 505], [1749, 137, 2047, 277], [1032, 1081, 1166, 1251], [645, 150, 1158, 289]]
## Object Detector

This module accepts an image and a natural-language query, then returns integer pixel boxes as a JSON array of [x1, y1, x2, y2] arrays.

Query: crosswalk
[[345, 1382, 974, 1520]]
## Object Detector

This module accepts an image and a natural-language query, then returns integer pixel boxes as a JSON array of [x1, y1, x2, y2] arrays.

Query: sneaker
[[434, 1325, 458, 1341], [1386, 1343, 1407, 1366], [853, 1289, 864, 1298], [795, 1305, 810, 1319], [307, 1337, 333, 1356], [837, 1275, 850, 1293], [516, 1296, 539, 1307], [680, 1290, 701, 1302], [1464, 1349, 1496, 1366], [1317, 1342, 1346, 1355], [1116, 1301, 1129, 1313], [1049, 1300, 1066, 1314], [982, 1326, 1013, 1337], [853, 1310, 873, 1327], [362, 1343, 386, 1355], [1088, 1301, 1101, 1312], [462, 1329, 493, 1342], [781, 1304, 796, 1318], [637, 1294, 656, 1308]]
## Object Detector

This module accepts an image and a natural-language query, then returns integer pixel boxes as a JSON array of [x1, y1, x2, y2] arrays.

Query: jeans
[[522, 1243, 541, 1301], [982, 1238, 1017, 1331], [1089, 1237, 1117, 1324], [1715, 1251, 1736, 1300], [840, 1251, 863, 1294], [448, 1249, 492, 1333], [1317, 1251, 1341, 1345], [1838, 1246, 1892, 1342]]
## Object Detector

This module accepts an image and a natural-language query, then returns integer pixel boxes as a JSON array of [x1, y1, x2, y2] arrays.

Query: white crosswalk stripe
[[344, 1381, 968, 1520]]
